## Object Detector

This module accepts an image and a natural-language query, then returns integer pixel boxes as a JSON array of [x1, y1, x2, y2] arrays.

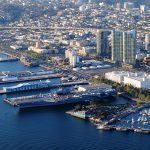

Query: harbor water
[[0, 54, 150, 150]]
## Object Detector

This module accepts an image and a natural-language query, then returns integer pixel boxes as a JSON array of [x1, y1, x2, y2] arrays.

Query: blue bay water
[[0, 55, 150, 150]]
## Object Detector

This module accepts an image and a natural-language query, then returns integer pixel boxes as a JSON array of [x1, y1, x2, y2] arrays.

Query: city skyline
[[0, 1, 149, 150]]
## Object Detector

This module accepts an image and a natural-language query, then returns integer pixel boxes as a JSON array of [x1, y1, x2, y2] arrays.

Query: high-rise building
[[111, 30, 136, 65], [116, 3, 121, 11], [65, 49, 80, 67], [123, 30, 136, 64], [111, 30, 123, 63], [96, 29, 111, 57], [140, 5, 148, 13], [145, 34, 150, 51]]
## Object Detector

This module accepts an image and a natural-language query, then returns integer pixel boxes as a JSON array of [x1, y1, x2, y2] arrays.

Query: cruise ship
[[4, 85, 117, 109]]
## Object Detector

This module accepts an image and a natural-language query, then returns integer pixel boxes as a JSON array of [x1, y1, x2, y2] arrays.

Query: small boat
[[97, 125, 112, 131], [134, 128, 142, 133], [116, 127, 128, 132]]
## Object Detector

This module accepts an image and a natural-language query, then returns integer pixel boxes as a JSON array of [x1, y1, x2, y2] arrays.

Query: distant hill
[[0, 0, 149, 25], [0, 3, 24, 24], [0, 1, 56, 25]]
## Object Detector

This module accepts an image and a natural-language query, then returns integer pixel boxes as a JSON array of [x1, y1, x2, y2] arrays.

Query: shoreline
[[66, 101, 150, 134]]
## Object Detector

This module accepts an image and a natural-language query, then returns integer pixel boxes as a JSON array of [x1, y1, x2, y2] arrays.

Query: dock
[[66, 110, 91, 119], [0, 81, 88, 94], [0, 74, 63, 84], [0, 51, 19, 58], [0, 69, 65, 84], [0, 57, 19, 62], [96, 103, 150, 134], [97, 124, 150, 134], [4, 99, 18, 106]]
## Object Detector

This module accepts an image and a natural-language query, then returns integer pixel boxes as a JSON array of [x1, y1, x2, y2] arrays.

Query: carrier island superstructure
[[4, 84, 117, 109]]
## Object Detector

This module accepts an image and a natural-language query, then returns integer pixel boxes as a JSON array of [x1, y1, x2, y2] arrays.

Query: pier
[[0, 74, 63, 84], [0, 69, 65, 84], [0, 81, 88, 94], [0, 51, 19, 62], [97, 124, 150, 134], [66, 111, 90, 119], [0, 57, 19, 62], [0, 51, 19, 59]]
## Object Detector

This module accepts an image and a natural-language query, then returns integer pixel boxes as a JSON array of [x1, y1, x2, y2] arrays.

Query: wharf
[[0, 51, 19, 59], [40, 65, 53, 70], [0, 74, 63, 84], [66, 110, 91, 119], [0, 58, 19, 62], [0, 81, 88, 94], [0, 69, 52, 76], [4, 99, 17, 106]]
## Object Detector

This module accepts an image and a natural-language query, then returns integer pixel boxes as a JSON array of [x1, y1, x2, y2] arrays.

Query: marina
[[66, 99, 150, 135], [95, 104, 150, 134]]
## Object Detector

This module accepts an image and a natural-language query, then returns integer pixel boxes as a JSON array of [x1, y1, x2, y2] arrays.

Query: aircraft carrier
[[4, 84, 117, 109]]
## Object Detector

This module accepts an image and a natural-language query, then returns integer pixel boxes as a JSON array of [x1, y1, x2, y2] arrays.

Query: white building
[[140, 5, 148, 13], [124, 2, 134, 10], [65, 49, 80, 67], [105, 71, 150, 90], [105, 71, 128, 83], [10, 45, 22, 50], [123, 74, 150, 89], [79, 5, 90, 12], [28, 40, 49, 54]]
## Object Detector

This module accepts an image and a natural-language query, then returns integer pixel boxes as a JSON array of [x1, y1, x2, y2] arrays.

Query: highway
[[0, 26, 97, 32]]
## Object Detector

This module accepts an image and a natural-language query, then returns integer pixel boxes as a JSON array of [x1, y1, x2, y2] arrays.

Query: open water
[[0, 54, 149, 150]]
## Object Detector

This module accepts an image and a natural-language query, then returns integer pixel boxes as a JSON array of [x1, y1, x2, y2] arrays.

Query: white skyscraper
[[140, 5, 148, 13]]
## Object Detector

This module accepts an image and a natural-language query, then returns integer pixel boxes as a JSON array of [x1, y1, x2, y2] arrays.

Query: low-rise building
[[28, 40, 49, 54], [105, 71, 150, 89], [105, 71, 128, 83]]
